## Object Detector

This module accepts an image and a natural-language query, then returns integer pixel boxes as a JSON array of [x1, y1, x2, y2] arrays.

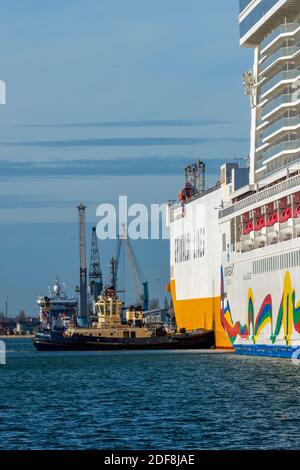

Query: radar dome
[[53, 283, 61, 294]]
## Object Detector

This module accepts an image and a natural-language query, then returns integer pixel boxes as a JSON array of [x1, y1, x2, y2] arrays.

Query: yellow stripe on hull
[[168, 280, 233, 350]]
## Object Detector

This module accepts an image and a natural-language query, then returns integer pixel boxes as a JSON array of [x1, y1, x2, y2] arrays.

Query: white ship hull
[[167, 185, 233, 350], [168, 172, 300, 357]]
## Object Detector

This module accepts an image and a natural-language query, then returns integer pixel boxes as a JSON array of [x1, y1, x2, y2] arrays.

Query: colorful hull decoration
[[221, 268, 300, 346]]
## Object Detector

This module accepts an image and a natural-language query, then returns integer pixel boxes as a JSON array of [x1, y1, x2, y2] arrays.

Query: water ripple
[[0, 339, 299, 449]]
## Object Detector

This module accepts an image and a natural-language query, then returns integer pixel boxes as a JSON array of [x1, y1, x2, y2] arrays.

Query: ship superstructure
[[37, 279, 78, 329], [166, 162, 232, 349], [167, 1, 300, 357], [218, 0, 300, 356]]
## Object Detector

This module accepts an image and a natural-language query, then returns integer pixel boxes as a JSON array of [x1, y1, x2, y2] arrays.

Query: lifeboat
[[279, 207, 292, 223], [254, 216, 265, 231], [243, 221, 253, 236], [178, 183, 196, 203]]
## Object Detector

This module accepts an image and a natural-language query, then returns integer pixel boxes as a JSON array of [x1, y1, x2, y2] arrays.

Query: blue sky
[[0, 0, 252, 314]]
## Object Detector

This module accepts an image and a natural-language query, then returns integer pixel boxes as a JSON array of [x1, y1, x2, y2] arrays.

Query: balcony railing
[[239, 0, 253, 13], [260, 46, 299, 74], [262, 139, 300, 161], [260, 70, 300, 96], [262, 93, 300, 118], [255, 158, 266, 171], [262, 116, 300, 141], [261, 22, 300, 52]]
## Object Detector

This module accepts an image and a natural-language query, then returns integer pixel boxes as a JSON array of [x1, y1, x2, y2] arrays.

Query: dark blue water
[[0, 338, 300, 450]]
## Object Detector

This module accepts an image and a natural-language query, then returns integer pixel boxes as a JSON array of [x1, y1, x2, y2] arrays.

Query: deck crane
[[115, 228, 149, 311]]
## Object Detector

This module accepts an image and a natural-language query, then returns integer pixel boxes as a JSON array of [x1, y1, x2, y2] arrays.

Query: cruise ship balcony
[[240, 1, 300, 47], [259, 45, 300, 75], [260, 69, 300, 99], [261, 115, 300, 142], [262, 138, 300, 162], [261, 21, 300, 54], [261, 90, 300, 120]]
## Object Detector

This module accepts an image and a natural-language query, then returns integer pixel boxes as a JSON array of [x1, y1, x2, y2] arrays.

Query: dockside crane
[[89, 227, 103, 302], [115, 227, 149, 311], [77, 203, 88, 326]]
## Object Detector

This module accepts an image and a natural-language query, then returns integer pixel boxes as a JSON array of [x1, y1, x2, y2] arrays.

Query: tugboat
[[33, 286, 214, 351]]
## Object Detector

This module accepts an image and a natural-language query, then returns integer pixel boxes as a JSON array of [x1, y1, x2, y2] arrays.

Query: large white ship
[[167, 0, 300, 357]]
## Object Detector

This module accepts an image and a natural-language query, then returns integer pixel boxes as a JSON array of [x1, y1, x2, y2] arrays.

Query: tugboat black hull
[[33, 329, 214, 351]]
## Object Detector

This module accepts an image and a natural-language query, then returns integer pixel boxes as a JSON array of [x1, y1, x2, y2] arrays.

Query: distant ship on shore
[[37, 279, 78, 330]]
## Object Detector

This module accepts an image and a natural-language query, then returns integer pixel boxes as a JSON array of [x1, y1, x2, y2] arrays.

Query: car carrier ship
[[167, 0, 300, 357]]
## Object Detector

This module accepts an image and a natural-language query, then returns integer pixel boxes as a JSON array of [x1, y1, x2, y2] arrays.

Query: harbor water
[[0, 338, 300, 450]]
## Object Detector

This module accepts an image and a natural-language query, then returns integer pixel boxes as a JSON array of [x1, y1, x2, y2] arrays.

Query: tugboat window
[[131, 332, 136, 338], [123, 331, 129, 339]]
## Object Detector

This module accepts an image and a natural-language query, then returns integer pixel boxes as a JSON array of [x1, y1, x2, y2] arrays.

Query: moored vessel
[[37, 278, 78, 329], [167, 1, 300, 358], [33, 287, 214, 351]]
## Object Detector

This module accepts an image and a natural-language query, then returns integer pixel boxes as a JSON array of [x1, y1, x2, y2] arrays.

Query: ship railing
[[260, 46, 299, 75], [254, 227, 267, 241], [219, 173, 300, 219], [238, 218, 300, 252], [260, 70, 300, 97], [294, 216, 300, 235], [169, 205, 185, 223], [261, 21, 300, 53], [279, 219, 293, 240], [261, 93, 300, 120], [240, 231, 254, 249]]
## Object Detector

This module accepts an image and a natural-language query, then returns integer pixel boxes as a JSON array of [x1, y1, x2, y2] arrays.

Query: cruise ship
[[167, 0, 300, 357]]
